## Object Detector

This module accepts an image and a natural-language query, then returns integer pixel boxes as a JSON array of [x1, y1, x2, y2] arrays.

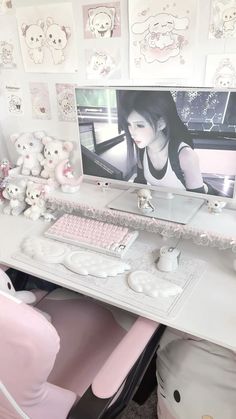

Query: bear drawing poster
[[16, 2, 78, 73]]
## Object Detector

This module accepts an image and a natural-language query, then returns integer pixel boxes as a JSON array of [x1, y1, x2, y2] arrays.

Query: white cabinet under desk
[[0, 181, 236, 351]]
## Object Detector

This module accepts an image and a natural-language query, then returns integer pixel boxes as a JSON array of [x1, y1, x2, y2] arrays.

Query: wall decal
[[56, 83, 76, 122], [205, 54, 236, 88], [86, 48, 120, 79], [5, 84, 24, 115], [83, 2, 121, 39], [209, 0, 236, 39], [29, 82, 51, 120], [16, 2, 78, 73], [129, 0, 196, 80]]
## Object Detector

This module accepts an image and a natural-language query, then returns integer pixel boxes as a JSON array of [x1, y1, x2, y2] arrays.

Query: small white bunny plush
[[41, 136, 74, 179], [11, 131, 45, 176], [24, 181, 47, 221], [2, 179, 27, 216]]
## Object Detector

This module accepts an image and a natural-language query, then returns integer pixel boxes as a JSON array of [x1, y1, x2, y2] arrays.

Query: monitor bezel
[[75, 85, 236, 204]]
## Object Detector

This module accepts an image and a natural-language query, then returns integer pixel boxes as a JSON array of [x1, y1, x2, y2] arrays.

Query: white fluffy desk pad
[[13, 235, 207, 319]]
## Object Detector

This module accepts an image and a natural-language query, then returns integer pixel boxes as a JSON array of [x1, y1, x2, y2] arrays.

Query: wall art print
[[0, 16, 18, 69], [209, 0, 236, 39], [29, 82, 51, 120], [5, 84, 24, 115], [0, 0, 12, 15], [0, 40, 16, 69], [205, 54, 236, 88], [86, 48, 121, 79], [16, 3, 78, 73], [56, 83, 76, 122], [129, 0, 196, 80], [83, 2, 121, 39]]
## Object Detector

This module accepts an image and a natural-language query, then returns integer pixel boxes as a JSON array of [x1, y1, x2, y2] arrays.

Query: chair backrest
[[0, 291, 76, 419]]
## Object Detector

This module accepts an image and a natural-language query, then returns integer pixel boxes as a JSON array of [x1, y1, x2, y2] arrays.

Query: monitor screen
[[75, 87, 236, 200]]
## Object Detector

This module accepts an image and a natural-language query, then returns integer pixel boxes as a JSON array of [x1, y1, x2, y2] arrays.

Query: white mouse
[[157, 246, 180, 272]]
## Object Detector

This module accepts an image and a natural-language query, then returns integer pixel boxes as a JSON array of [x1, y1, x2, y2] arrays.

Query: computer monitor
[[75, 87, 236, 224]]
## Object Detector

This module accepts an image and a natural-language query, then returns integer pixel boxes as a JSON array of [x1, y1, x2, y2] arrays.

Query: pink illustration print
[[132, 13, 189, 63]]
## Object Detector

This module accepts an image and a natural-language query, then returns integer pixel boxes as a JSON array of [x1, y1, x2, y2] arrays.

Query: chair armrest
[[92, 317, 159, 399]]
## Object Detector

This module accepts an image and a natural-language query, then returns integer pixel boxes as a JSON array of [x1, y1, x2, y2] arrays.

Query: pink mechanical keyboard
[[44, 214, 139, 258]]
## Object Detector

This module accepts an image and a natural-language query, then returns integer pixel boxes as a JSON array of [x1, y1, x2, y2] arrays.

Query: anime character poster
[[56, 83, 76, 122], [29, 82, 51, 120], [205, 54, 236, 87], [83, 2, 121, 39], [16, 2, 78, 73], [129, 0, 196, 81], [209, 0, 236, 39], [5, 84, 24, 115]]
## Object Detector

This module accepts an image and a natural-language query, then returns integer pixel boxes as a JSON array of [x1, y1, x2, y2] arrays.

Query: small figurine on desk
[[96, 180, 110, 192], [0, 158, 11, 178], [157, 245, 181, 272], [0, 158, 12, 204], [54, 158, 83, 193], [137, 188, 155, 213], [207, 200, 226, 214]]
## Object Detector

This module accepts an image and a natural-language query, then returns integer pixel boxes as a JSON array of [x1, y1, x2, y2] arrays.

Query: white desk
[[0, 183, 236, 351]]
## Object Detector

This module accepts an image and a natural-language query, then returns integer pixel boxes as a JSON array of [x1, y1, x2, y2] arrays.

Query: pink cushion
[[37, 291, 126, 397], [0, 293, 76, 419]]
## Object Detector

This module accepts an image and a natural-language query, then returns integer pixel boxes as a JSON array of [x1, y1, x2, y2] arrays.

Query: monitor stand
[[107, 189, 205, 224]]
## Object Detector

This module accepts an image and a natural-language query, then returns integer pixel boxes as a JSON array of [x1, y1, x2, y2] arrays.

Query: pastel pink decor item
[[0, 285, 161, 419]]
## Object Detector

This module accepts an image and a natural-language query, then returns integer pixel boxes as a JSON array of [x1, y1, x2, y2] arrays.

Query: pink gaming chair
[[0, 286, 164, 419]]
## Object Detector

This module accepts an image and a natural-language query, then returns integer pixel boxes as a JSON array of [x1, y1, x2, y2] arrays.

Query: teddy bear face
[[25, 183, 42, 206], [14, 133, 43, 157], [3, 181, 26, 200], [23, 23, 45, 49], [43, 140, 71, 166], [46, 23, 69, 50]]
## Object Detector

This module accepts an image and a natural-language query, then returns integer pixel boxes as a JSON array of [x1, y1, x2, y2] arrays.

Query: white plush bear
[[2, 179, 27, 216], [41, 136, 74, 179], [11, 131, 45, 176], [24, 181, 47, 221]]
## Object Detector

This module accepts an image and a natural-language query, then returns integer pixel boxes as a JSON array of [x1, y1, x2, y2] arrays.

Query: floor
[[122, 391, 157, 419]]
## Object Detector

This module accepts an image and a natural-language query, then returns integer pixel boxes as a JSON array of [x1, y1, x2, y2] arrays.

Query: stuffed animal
[[24, 181, 47, 221], [11, 131, 45, 176], [207, 200, 226, 214], [41, 136, 74, 179], [0, 267, 36, 304], [2, 179, 27, 216], [54, 158, 83, 193]]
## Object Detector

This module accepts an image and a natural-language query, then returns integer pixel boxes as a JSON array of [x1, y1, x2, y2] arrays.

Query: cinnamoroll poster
[[129, 0, 196, 81], [16, 2, 78, 73]]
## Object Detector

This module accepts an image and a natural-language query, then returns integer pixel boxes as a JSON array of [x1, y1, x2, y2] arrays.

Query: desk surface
[[0, 184, 236, 351]]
